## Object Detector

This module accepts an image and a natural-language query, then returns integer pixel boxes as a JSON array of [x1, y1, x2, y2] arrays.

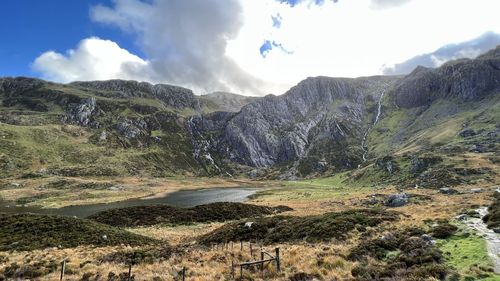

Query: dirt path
[[466, 207, 500, 273]]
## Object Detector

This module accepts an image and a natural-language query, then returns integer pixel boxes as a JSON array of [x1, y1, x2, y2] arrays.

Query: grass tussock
[[483, 191, 500, 229]]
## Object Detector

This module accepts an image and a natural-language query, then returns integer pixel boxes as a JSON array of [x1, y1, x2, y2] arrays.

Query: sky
[[1, 0, 500, 96]]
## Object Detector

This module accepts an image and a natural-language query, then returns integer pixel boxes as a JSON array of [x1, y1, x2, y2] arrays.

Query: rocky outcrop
[[391, 45, 500, 108], [190, 76, 398, 171], [71, 80, 201, 110], [62, 97, 100, 127]]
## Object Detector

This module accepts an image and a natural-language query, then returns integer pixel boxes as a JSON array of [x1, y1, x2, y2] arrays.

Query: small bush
[[432, 223, 458, 239]]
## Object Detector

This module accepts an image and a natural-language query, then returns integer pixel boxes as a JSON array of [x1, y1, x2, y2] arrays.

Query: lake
[[0, 187, 257, 218]]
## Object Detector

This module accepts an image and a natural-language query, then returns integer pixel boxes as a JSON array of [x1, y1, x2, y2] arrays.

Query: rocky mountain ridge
[[0, 45, 499, 179]]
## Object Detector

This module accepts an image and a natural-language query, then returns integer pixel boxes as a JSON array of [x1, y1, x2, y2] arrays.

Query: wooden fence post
[[128, 264, 132, 281], [260, 251, 264, 272], [240, 241, 243, 250], [182, 267, 186, 281], [240, 264, 243, 279], [250, 243, 253, 257], [231, 260, 235, 279], [59, 259, 66, 281], [275, 248, 280, 272]]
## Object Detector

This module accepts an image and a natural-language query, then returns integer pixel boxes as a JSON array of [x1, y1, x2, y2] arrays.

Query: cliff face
[[392, 45, 500, 108], [188, 76, 399, 175]]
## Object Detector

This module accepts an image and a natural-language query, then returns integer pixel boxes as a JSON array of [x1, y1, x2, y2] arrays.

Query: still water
[[0, 187, 257, 218]]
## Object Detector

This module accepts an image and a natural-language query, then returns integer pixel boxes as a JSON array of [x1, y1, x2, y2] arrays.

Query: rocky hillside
[[0, 46, 499, 179]]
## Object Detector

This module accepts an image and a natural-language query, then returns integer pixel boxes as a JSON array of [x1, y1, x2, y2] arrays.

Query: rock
[[116, 117, 149, 145], [99, 131, 108, 141], [63, 97, 99, 127], [244, 222, 254, 228], [493, 229, 500, 234], [469, 144, 488, 153], [384, 193, 409, 207], [471, 188, 483, 193], [421, 234, 433, 241], [459, 129, 477, 137], [410, 157, 426, 174], [409, 156, 442, 174], [375, 156, 397, 174], [456, 214, 468, 221], [439, 187, 458, 195], [102, 235, 108, 240]]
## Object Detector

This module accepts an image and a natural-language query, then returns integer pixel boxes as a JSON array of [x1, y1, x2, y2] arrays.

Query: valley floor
[[1, 171, 500, 280]]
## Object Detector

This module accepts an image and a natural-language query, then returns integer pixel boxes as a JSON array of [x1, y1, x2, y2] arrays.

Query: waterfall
[[361, 86, 387, 163]]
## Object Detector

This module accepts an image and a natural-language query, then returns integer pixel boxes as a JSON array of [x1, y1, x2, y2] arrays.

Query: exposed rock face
[[376, 156, 398, 174], [189, 76, 398, 172], [62, 97, 99, 127], [71, 80, 201, 110], [392, 46, 500, 108], [0, 77, 46, 94]]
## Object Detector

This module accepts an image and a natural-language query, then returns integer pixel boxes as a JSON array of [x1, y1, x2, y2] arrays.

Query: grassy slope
[[368, 94, 500, 158], [0, 82, 203, 178]]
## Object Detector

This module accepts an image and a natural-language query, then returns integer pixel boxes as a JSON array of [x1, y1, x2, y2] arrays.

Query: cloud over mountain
[[32, 38, 152, 83], [382, 32, 500, 75]]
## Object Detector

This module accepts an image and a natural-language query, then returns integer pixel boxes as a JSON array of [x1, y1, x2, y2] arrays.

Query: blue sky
[[1, 0, 500, 96], [0, 0, 140, 77]]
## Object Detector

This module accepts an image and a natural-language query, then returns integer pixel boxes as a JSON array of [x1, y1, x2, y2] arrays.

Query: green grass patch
[[437, 233, 499, 280]]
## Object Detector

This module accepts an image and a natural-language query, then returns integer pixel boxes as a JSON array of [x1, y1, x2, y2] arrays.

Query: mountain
[[1, 46, 499, 182]]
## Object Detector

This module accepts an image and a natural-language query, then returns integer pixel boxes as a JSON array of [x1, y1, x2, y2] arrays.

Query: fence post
[[231, 260, 235, 279], [240, 264, 243, 279], [128, 264, 132, 281], [260, 251, 264, 272], [59, 259, 66, 281], [182, 267, 186, 281], [250, 243, 253, 257], [275, 248, 280, 272], [240, 241, 243, 250]]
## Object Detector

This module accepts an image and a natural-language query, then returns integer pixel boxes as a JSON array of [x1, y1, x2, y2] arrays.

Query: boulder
[[384, 193, 409, 207], [439, 187, 458, 195], [459, 129, 476, 137]]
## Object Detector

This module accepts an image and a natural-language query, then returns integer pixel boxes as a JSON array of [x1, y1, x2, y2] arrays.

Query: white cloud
[[32, 37, 151, 83], [227, 0, 500, 94], [32, 0, 500, 96]]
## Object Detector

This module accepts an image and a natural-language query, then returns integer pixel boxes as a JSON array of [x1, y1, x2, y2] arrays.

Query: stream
[[466, 207, 500, 273], [0, 187, 257, 218]]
